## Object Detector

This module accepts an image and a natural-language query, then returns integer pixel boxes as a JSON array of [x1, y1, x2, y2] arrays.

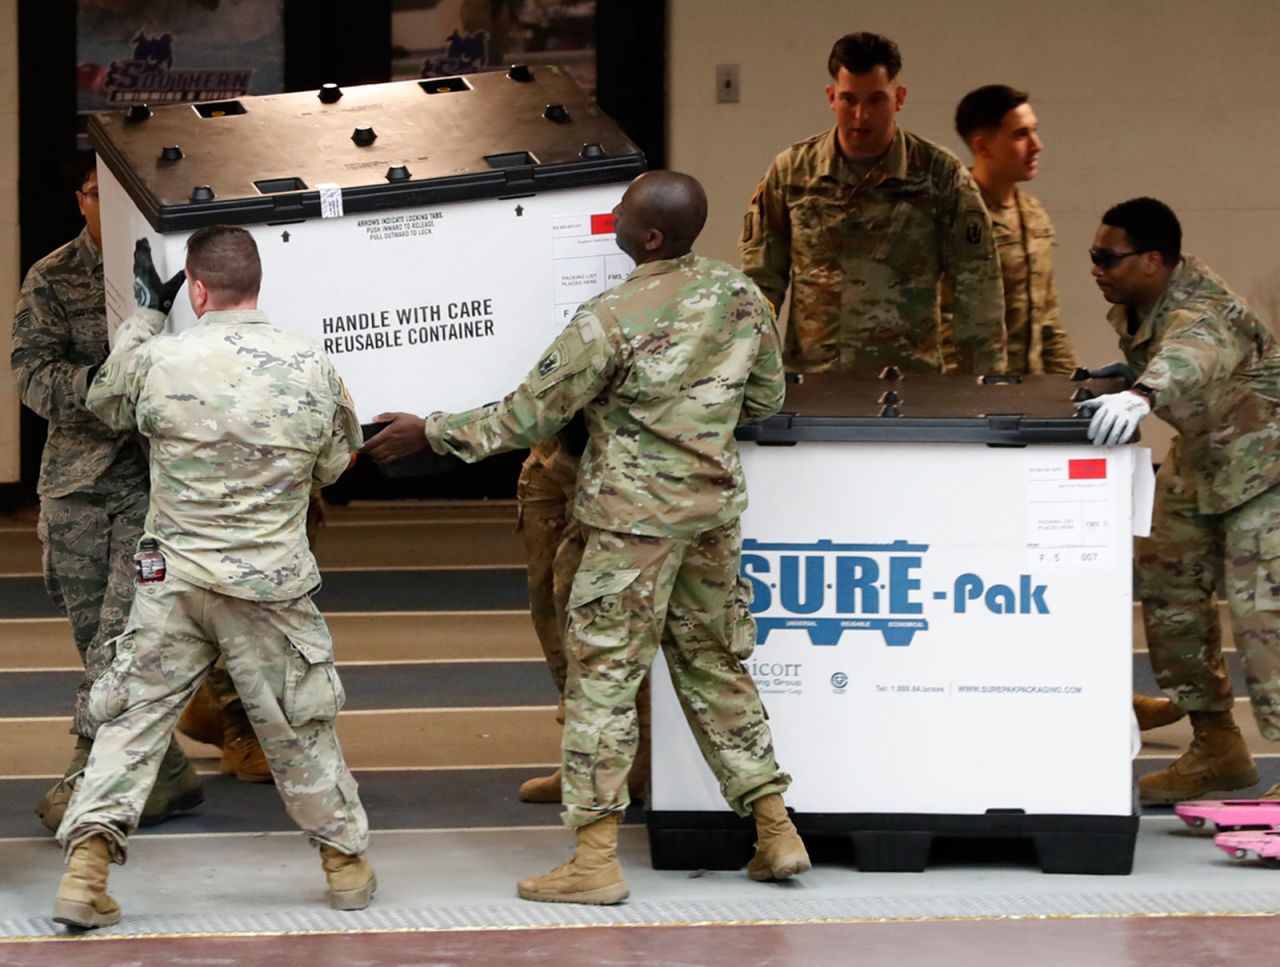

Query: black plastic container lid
[[89, 67, 646, 232]]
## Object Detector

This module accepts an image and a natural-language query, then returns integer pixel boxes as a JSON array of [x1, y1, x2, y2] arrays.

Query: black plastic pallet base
[[646, 810, 1139, 876]]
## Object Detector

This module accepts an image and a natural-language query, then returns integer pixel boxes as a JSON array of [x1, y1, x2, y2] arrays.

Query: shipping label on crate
[[98, 167, 630, 422]]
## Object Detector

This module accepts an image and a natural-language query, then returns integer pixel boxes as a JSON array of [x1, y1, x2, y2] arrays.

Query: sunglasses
[[1089, 248, 1149, 270]]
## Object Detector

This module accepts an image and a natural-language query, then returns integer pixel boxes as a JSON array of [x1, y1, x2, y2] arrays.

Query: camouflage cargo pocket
[[1256, 528, 1280, 611], [730, 575, 758, 660], [87, 631, 137, 726], [567, 568, 642, 622], [282, 629, 346, 726]]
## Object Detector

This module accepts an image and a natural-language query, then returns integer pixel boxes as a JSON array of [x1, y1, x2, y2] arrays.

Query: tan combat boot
[[516, 813, 629, 904], [220, 703, 272, 783], [34, 736, 93, 833], [746, 794, 812, 882], [52, 835, 121, 929], [518, 768, 562, 803], [1262, 780, 1280, 800], [1133, 693, 1187, 731], [1139, 710, 1260, 803], [177, 681, 224, 746], [319, 845, 377, 910], [140, 739, 204, 826]]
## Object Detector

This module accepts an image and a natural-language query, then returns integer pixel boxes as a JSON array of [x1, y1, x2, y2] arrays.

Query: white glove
[[1074, 391, 1151, 446]]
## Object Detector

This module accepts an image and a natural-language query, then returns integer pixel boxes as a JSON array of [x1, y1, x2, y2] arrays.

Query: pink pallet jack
[[1214, 829, 1280, 868], [1174, 800, 1280, 832]]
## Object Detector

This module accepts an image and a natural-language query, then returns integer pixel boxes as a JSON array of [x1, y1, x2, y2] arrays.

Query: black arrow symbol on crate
[[281, 230, 291, 243], [514, 205, 524, 217]]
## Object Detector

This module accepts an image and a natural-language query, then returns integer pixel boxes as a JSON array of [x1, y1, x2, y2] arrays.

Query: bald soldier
[[742, 31, 1006, 375], [366, 171, 809, 904]]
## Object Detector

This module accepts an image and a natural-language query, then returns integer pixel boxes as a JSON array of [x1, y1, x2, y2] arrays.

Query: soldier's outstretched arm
[[941, 167, 1007, 374], [11, 272, 99, 423], [424, 308, 620, 463], [1134, 308, 1245, 406], [84, 308, 166, 431], [739, 306, 786, 426], [739, 162, 791, 315]]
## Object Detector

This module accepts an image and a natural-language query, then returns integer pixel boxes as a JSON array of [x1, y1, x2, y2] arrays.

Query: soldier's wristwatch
[[1130, 382, 1157, 407]]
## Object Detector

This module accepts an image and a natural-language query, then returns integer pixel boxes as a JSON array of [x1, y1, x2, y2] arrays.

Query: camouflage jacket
[[426, 253, 785, 537], [741, 126, 1006, 375], [1111, 256, 1280, 514], [942, 188, 1076, 374], [86, 308, 361, 601], [11, 229, 147, 498]]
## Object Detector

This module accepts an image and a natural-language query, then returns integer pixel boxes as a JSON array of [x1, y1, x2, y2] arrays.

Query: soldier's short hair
[[1102, 197, 1182, 266], [186, 226, 262, 303], [955, 85, 1029, 146], [828, 32, 902, 80], [75, 153, 98, 192]]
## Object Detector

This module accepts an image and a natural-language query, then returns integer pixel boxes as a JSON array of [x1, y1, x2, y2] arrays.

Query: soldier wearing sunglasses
[[1080, 196, 1280, 804]]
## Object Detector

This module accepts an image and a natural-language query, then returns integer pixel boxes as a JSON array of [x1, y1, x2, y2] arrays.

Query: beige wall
[[0, 0, 18, 483], [669, 1, 1280, 457]]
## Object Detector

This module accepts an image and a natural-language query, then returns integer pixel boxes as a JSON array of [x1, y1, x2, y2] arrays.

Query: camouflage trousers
[[58, 574, 368, 861], [38, 486, 148, 739], [194, 489, 328, 712], [517, 441, 586, 695], [560, 518, 790, 828], [1138, 461, 1280, 740]]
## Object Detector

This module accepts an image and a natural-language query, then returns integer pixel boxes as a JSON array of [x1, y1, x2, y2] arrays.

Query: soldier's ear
[[894, 84, 908, 111], [645, 227, 664, 254]]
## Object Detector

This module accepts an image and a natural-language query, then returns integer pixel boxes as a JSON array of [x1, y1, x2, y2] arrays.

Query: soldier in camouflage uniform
[[515, 436, 652, 803], [741, 32, 1006, 376], [942, 85, 1076, 375], [1077, 197, 1280, 803], [514, 439, 582, 800], [53, 227, 374, 929], [365, 171, 810, 904], [10, 165, 201, 833]]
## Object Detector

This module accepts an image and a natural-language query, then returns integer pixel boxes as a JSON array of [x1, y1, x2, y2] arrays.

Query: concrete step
[[2, 706, 561, 778], [0, 612, 542, 670], [0, 500, 523, 576]]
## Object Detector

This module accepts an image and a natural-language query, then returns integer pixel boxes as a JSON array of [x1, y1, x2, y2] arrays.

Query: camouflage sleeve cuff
[[73, 364, 97, 406], [422, 411, 450, 455]]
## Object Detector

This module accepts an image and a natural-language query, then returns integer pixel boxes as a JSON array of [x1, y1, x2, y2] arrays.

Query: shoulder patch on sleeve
[[530, 324, 591, 395], [964, 210, 987, 247]]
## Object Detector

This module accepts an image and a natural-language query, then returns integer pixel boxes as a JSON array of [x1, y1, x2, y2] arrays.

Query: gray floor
[[4, 818, 1280, 940]]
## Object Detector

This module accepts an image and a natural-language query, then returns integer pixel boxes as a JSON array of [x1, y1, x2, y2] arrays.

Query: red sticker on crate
[[1069, 459, 1107, 479], [591, 213, 616, 235]]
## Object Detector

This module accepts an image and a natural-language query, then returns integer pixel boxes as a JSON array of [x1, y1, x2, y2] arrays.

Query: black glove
[[1087, 361, 1138, 387], [133, 238, 186, 314]]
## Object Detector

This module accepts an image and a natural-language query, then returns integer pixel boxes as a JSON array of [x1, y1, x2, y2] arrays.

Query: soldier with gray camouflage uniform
[[52, 226, 374, 930], [365, 171, 810, 905], [10, 165, 201, 833], [1077, 197, 1280, 804], [741, 32, 1006, 376]]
